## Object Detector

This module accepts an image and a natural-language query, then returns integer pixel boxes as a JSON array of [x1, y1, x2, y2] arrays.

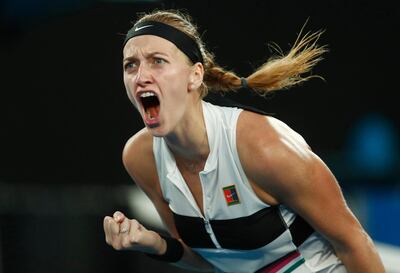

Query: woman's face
[[123, 35, 198, 136]]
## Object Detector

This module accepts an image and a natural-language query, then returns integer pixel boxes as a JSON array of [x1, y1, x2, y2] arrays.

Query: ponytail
[[202, 28, 327, 97]]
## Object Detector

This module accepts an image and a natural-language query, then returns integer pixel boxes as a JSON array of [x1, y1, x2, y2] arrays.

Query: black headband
[[123, 21, 203, 64]]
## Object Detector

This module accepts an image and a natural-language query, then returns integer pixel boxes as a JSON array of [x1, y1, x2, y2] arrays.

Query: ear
[[188, 62, 204, 92]]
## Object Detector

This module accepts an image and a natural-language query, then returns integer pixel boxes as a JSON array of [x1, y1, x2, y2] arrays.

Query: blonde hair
[[133, 9, 327, 98]]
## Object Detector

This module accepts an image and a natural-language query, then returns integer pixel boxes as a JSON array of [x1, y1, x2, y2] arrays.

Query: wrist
[[146, 234, 184, 263], [157, 233, 168, 255]]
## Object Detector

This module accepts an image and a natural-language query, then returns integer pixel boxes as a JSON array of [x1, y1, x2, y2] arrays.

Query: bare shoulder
[[122, 128, 160, 194], [237, 111, 310, 151], [236, 111, 318, 202], [236, 110, 311, 163], [123, 127, 153, 163]]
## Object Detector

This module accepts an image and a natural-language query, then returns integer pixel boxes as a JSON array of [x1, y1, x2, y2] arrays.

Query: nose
[[135, 63, 153, 87]]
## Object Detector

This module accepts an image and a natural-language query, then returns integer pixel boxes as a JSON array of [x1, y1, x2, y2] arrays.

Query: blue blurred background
[[0, 0, 399, 272]]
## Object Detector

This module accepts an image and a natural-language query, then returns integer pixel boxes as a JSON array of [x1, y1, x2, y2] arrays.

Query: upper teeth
[[140, 92, 156, 98]]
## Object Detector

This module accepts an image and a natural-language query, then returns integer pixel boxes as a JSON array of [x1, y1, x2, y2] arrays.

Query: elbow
[[330, 228, 385, 272], [331, 226, 380, 261], [332, 226, 371, 253]]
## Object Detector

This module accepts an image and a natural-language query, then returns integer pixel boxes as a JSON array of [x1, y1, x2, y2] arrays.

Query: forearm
[[334, 232, 385, 273]]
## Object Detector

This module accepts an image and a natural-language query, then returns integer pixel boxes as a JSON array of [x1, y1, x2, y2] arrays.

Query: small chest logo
[[222, 184, 240, 206]]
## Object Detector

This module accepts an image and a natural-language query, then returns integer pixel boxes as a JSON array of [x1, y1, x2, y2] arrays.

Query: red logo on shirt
[[222, 184, 240, 206]]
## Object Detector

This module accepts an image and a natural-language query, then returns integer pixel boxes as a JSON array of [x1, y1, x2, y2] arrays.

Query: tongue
[[146, 105, 160, 119]]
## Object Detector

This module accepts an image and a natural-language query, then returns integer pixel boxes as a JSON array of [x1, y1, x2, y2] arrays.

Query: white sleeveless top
[[153, 101, 346, 273]]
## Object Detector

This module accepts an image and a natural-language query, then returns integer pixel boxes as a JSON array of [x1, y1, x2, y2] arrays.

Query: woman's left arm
[[237, 112, 385, 273]]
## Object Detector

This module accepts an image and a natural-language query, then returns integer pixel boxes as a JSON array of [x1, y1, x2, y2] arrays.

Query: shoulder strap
[[203, 92, 274, 116]]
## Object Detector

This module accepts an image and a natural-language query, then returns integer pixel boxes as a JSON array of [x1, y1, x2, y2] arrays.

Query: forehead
[[123, 35, 181, 58]]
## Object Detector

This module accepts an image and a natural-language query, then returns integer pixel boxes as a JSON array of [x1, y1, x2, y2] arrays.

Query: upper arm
[[122, 129, 180, 237], [237, 112, 365, 249]]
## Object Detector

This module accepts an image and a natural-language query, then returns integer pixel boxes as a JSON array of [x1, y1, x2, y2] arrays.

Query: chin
[[145, 124, 168, 138]]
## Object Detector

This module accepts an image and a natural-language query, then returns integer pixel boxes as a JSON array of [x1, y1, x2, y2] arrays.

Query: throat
[[165, 102, 210, 172], [176, 156, 207, 174], [166, 130, 210, 170]]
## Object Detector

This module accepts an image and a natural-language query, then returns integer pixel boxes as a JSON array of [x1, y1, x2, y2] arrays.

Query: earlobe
[[188, 83, 194, 92], [188, 79, 201, 93]]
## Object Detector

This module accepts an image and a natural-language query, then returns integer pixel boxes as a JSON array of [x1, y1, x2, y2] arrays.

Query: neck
[[164, 100, 209, 163]]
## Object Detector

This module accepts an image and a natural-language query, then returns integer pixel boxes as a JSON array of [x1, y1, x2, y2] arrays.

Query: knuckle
[[129, 233, 140, 244], [113, 211, 120, 218], [121, 239, 131, 249], [129, 219, 139, 228], [112, 243, 122, 251]]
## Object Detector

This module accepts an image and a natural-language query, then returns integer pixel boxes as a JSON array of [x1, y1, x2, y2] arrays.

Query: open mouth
[[140, 91, 160, 122]]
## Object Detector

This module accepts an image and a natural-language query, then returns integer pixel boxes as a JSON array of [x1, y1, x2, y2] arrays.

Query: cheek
[[127, 92, 139, 110], [163, 65, 191, 88], [123, 78, 139, 109], [165, 76, 190, 98], [123, 73, 133, 90]]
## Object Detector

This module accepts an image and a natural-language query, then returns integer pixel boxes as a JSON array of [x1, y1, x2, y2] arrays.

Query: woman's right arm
[[103, 128, 214, 272]]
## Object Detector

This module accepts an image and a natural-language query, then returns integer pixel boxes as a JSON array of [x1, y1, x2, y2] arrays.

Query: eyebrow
[[123, 51, 169, 63]]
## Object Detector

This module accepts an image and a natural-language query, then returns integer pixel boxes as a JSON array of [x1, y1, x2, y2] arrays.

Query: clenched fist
[[103, 211, 166, 255]]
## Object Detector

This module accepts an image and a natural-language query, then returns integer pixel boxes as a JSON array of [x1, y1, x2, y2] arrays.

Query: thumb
[[113, 211, 126, 223]]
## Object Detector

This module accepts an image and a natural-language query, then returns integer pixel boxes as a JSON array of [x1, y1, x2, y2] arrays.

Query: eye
[[153, 57, 166, 65], [124, 61, 137, 72]]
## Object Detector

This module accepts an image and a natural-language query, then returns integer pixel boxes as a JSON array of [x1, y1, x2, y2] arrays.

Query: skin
[[103, 34, 386, 272]]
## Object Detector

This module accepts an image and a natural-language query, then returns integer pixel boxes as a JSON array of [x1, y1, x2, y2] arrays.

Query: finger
[[103, 216, 115, 244], [119, 217, 131, 234], [128, 219, 141, 243], [120, 220, 134, 248], [103, 216, 110, 237], [103, 216, 112, 232], [121, 219, 140, 249], [107, 218, 120, 235], [113, 211, 125, 223], [104, 216, 117, 234]]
